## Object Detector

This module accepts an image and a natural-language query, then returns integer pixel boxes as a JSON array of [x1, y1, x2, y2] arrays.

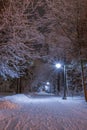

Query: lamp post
[[55, 63, 61, 94], [62, 65, 67, 99], [55, 63, 67, 99]]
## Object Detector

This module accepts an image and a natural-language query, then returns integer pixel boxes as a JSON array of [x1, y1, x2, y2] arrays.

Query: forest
[[0, 0, 87, 97]]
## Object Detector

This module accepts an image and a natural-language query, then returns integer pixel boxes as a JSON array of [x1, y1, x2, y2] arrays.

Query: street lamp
[[62, 65, 67, 99], [55, 63, 67, 99], [55, 63, 61, 95], [55, 63, 61, 69], [46, 82, 50, 85]]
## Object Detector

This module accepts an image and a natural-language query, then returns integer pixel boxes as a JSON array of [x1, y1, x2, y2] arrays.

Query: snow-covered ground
[[0, 93, 87, 130]]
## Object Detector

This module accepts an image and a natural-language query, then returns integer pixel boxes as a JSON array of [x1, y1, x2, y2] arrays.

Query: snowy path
[[0, 94, 87, 130]]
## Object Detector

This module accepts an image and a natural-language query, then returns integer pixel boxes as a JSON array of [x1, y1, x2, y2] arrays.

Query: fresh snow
[[0, 93, 87, 130]]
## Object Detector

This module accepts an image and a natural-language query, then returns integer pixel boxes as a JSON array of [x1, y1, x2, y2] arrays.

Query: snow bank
[[0, 100, 18, 110]]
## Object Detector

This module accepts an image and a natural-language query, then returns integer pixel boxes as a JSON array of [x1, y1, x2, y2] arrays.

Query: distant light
[[45, 85, 49, 90], [55, 63, 61, 68], [46, 82, 50, 85]]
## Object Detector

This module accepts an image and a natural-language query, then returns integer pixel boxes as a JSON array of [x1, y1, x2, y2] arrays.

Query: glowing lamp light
[[46, 82, 50, 85], [55, 63, 61, 68], [45, 85, 49, 90]]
